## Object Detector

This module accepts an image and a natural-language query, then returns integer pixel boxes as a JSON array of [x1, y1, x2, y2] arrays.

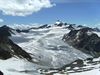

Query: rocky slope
[[0, 25, 32, 61], [62, 27, 100, 57]]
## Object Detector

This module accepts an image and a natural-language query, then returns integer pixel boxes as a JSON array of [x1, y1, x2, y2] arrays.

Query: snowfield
[[0, 26, 100, 75]]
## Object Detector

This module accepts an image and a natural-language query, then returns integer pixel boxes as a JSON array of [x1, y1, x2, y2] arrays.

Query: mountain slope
[[11, 27, 92, 68], [0, 24, 100, 75], [62, 27, 100, 57]]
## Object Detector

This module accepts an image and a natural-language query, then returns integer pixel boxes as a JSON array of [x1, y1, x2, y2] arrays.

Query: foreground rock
[[0, 71, 3, 75], [0, 25, 32, 61], [62, 27, 100, 57]]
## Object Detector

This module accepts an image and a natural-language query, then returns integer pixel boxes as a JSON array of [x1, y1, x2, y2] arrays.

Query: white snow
[[0, 26, 100, 75], [69, 69, 100, 75], [93, 31, 100, 37]]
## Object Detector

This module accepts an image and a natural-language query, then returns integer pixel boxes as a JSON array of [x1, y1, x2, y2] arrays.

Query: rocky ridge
[[0, 25, 32, 61]]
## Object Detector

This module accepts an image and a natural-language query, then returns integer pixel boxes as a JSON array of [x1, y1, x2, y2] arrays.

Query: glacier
[[0, 25, 99, 75]]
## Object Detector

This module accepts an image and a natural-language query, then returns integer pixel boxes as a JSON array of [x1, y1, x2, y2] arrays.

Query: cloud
[[0, 18, 4, 22], [0, 0, 54, 16]]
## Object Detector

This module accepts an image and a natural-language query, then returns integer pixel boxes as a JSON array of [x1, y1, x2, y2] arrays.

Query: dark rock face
[[38, 24, 51, 28], [0, 71, 3, 75], [77, 25, 84, 28], [64, 23, 67, 26], [0, 25, 32, 61], [0, 25, 14, 37], [8, 39, 32, 61], [39, 24, 48, 28], [16, 29, 29, 33], [56, 22, 63, 27], [0, 47, 12, 60], [93, 27, 100, 32], [62, 27, 100, 56], [66, 25, 75, 30]]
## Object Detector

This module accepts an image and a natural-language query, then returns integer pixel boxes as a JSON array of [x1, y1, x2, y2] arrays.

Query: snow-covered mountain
[[0, 23, 100, 75]]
